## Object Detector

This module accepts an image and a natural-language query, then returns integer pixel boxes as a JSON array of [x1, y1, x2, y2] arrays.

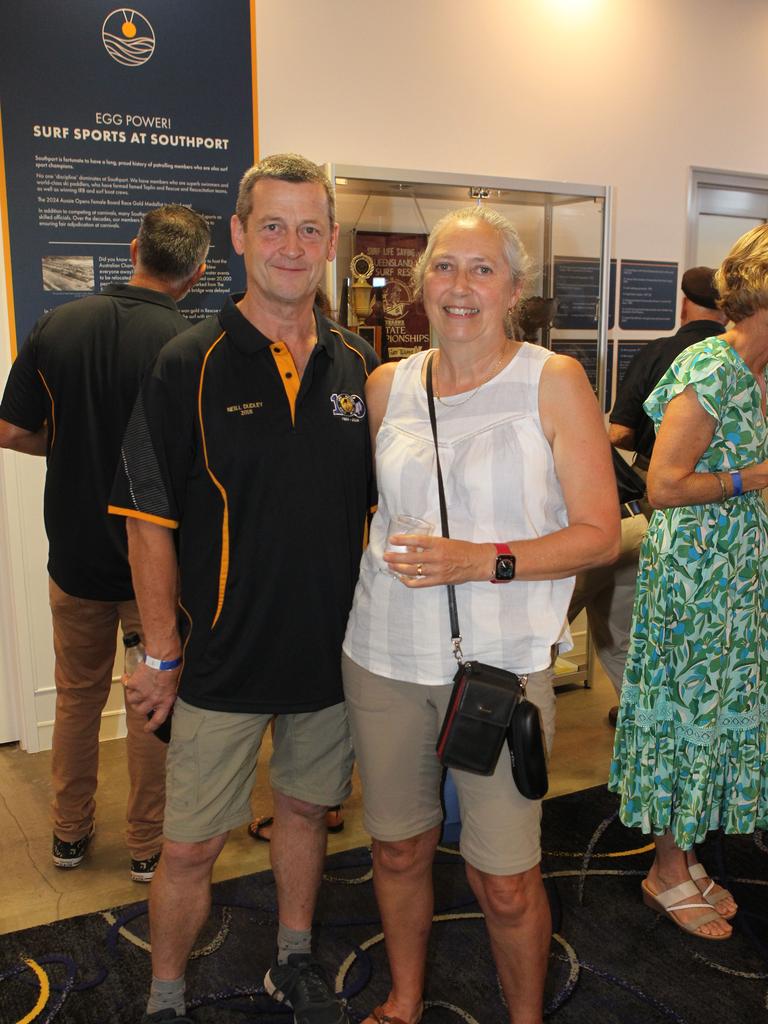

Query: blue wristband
[[144, 653, 182, 671], [730, 470, 743, 497]]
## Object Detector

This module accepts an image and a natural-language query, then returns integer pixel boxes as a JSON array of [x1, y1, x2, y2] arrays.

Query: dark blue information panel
[[616, 340, 649, 391], [551, 339, 613, 412], [0, 1, 256, 353], [619, 260, 678, 331], [553, 257, 616, 330]]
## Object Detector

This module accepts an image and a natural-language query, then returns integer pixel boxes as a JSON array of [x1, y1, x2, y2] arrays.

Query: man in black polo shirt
[[110, 155, 377, 1024], [0, 205, 209, 879], [609, 266, 729, 462]]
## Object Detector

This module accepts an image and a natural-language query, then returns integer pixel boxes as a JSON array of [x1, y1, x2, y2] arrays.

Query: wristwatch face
[[495, 554, 516, 581]]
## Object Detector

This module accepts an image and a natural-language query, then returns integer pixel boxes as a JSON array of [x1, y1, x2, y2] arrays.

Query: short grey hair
[[412, 206, 531, 299], [235, 153, 335, 231], [136, 205, 210, 282]]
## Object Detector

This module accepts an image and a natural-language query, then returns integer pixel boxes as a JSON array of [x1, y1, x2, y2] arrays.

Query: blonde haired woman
[[610, 224, 768, 940]]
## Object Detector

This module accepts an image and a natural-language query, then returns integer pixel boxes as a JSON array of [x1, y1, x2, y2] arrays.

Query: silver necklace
[[434, 348, 506, 407]]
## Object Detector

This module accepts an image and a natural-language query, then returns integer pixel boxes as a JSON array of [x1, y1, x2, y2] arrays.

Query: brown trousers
[[49, 578, 166, 859]]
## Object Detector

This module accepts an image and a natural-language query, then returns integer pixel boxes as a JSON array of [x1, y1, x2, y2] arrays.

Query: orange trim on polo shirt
[[198, 331, 230, 628], [108, 505, 179, 529], [37, 370, 55, 450], [178, 599, 193, 664], [333, 330, 371, 379], [270, 342, 301, 425]]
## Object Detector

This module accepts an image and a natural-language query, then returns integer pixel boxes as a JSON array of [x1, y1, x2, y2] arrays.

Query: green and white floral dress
[[609, 336, 768, 850]]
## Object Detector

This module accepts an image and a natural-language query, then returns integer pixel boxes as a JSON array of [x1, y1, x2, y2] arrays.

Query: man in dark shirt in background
[[0, 205, 209, 880], [609, 266, 728, 464]]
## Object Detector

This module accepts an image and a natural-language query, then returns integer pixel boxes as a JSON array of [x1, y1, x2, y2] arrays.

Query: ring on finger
[[416, 562, 425, 579]]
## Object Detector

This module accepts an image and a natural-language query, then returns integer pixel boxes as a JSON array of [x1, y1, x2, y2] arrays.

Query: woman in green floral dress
[[609, 224, 768, 940]]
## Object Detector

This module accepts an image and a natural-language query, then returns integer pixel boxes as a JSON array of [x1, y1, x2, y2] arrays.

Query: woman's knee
[[469, 863, 544, 921], [373, 830, 438, 876]]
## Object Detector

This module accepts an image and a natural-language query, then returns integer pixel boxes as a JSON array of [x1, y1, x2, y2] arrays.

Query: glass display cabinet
[[327, 165, 613, 410]]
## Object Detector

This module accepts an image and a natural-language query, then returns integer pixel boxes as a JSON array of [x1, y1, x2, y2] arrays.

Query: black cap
[[681, 266, 719, 310]]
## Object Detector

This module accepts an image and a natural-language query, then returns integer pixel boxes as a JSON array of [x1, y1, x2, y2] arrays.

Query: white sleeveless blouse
[[343, 344, 574, 683]]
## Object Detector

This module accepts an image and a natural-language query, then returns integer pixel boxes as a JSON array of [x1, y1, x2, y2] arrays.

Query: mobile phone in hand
[[147, 708, 173, 743]]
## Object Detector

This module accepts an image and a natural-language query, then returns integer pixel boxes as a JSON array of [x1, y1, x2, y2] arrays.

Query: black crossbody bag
[[426, 354, 548, 799]]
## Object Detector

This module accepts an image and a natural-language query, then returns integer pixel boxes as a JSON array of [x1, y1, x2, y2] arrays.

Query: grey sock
[[146, 975, 186, 1016], [277, 923, 312, 964]]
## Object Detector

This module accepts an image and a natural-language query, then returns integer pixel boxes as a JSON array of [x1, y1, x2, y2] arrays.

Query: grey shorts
[[163, 698, 354, 843], [342, 652, 556, 876]]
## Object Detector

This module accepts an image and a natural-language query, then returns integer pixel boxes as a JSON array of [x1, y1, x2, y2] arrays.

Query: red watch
[[491, 543, 516, 583]]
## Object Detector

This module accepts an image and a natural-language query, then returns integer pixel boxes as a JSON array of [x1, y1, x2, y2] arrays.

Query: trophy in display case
[[347, 252, 375, 327]]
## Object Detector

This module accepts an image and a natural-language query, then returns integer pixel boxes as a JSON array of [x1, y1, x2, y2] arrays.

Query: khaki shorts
[[163, 698, 354, 843], [342, 653, 556, 876]]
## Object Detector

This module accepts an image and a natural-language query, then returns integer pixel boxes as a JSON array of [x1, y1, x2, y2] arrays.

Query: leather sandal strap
[[372, 1008, 409, 1024], [671, 905, 724, 929], [654, 879, 701, 909], [688, 863, 734, 906]]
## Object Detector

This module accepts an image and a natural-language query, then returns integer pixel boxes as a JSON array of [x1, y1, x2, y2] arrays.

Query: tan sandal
[[641, 878, 732, 940], [688, 862, 737, 920], [371, 1009, 408, 1024]]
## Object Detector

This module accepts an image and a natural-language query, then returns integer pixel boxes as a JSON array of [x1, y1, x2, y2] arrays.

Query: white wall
[[2, 0, 768, 748], [256, 0, 768, 289]]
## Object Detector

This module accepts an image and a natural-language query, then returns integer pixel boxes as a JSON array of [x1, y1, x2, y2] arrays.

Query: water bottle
[[123, 632, 145, 676], [122, 631, 173, 744]]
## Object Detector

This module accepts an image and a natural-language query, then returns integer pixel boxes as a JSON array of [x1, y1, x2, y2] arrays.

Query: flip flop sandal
[[641, 878, 732, 940], [247, 816, 273, 842], [326, 805, 345, 834], [688, 862, 738, 920]]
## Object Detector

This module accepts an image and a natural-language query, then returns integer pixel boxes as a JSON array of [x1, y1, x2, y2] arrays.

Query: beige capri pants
[[342, 652, 557, 876]]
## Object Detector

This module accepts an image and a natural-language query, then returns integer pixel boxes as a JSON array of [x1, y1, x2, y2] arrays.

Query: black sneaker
[[140, 1011, 193, 1023], [131, 850, 161, 883], [52, 823, 94, 868], [264, 953, 349, 1024]]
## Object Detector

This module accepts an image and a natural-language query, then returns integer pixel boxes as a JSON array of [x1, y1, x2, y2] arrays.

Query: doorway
[[687, 168, 768, 269]]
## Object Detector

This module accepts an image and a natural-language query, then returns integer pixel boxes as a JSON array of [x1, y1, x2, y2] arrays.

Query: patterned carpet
[[1, 785, 766, 1023]]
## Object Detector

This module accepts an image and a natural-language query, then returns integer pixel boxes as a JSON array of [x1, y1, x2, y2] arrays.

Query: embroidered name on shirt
[[330, 392, 366, 420], [226, 402, 263, 416]]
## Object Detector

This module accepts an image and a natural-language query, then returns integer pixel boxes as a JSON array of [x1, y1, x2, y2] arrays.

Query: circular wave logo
[[102, 9, 156, 67]]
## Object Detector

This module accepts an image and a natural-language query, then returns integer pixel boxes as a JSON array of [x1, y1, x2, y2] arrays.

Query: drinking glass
[[383, 514, 434, 576]]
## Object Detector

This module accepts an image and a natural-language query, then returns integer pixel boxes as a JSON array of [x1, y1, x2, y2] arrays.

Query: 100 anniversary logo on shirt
[[330, 393, 366, 420]]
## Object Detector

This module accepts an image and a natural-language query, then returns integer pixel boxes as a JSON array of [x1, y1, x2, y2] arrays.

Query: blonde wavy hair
[[714, 223, 768, 322]]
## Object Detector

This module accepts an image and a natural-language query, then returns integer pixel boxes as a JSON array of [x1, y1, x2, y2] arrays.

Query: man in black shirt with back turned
[[609, 266, 729, 463], [0, 205, 209, 880]]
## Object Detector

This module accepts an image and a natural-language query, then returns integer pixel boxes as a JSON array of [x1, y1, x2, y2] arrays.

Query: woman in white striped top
[[342, 206, 619, 1024]]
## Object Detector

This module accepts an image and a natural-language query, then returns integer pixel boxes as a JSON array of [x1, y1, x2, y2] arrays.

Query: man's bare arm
[[608, 422, 636, 450], [124, 517, 182, 731], [0, 418, 48, 456]]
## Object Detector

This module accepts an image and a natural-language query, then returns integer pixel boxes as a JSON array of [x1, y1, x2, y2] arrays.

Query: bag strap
[[425, 353, 464, 664]]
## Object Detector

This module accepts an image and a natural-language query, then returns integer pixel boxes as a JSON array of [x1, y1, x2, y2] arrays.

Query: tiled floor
[[0, 661, 619, 936]]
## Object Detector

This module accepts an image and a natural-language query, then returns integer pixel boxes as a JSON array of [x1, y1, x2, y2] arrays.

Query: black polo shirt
[[0, 284, 188, 600], [109, 296, 378, 714], [609, 320, 724, 459]]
